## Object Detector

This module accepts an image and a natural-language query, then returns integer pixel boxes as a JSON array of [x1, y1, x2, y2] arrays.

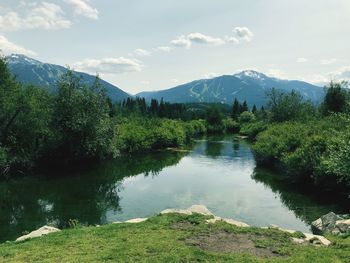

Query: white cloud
[[297, 57, 308, 63], [233, 27, 254, 42], [224, 36, 239, 44], [134, 48, 151, 57], [154, 46, 173, 52], [204, 72, 219, 79], [171, 78, 179, 83], [320, 58, 338, 65], [171, 35, 192, 49], [74, 57, 142, 74], [304, 74, 329, 86], [303, 66, 350, 86], [64, 0, 98, 20], [0, 35, 37, 56], [267, 69, 287, 79], [187, 33, 225, 46], [328, 66, 350, 82], [0, 2, 71, 31]]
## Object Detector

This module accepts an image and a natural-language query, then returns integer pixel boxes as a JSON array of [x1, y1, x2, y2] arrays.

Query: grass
[[0, 213, 349, 262]]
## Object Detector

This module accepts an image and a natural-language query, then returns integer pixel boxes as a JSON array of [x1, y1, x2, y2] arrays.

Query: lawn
[[0, 213, 349, 262]]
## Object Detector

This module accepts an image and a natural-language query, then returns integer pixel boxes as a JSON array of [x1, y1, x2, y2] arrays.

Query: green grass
[[0, 213, 349, 262]]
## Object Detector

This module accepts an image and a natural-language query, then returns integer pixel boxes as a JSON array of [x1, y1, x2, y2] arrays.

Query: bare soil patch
[[186, 231, 281, 258]]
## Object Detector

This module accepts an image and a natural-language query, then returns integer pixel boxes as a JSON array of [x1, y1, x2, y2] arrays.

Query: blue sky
[[1, 0, 350, 94]]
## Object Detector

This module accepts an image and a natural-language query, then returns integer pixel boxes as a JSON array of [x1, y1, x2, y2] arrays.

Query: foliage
[[321, 81, 349, 115], [253, 114, 350, 192], [51, 70, 116, 162], [114, 118, 206, 153], [0, 57, 53, 174], [266, 88, 316, 122], [240, 121, 268, 140], [239, 111, 256, 124]]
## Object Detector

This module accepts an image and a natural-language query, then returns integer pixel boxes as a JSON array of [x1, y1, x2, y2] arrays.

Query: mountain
[[137, 70, 325, 107], [6, 54, 130, 102]]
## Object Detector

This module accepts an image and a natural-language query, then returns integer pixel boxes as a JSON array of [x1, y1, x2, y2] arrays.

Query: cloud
[[171, 33, 226, 49], [297, 57, 308, 63], [320, 58, 338, 65], [154, 46, 173, 52], [204, 72, 219, 79], [64, 0, 98, 20], [134, 48, 151, 57], [267, 69, 287, 79], [304, 66, 350, 86], [171, 35, 192, 49], [0, 35, 37, 56], [74, 57, 142, 74], [233, 27, 254, 41], [328, 66, 350, 82], [187, 33, 225, 46], [0, 2, 71, 31], [224, 36, 239, 44]]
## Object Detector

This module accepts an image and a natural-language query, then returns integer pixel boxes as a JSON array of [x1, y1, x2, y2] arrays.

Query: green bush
[[222, 118, 240, 133], [114, 118, 206, 154], [239, 121, 267, 140], [253, 115, 350, 192]]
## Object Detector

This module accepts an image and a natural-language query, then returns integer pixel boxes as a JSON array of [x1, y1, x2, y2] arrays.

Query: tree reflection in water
[[252, 168, 350, 227], [0, 150, 187, 242]]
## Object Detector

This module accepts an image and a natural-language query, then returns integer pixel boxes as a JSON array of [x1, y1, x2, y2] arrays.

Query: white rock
[[161, 209, 192, 215], [303, 233, 331, 246], [16, 226, 60, 242], [292, 237, 305, 244], [161, 205, 213, 216], [125, 218, 148, 223], [221, 218, 249, 227], [187, 205, 214, 216]]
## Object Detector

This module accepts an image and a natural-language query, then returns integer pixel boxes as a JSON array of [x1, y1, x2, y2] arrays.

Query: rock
[[206, 216, 249, 227], [221, 218, 249, 227], [265, 226, 331, 246], [161, 205, 213, 216], [292, 238, 305, 244], [303, 233, 331, 246], [125, 218, 148, 223], [312, 212, 350, 235], [336, 219, 350, 233], [16, 226, 60, 242]]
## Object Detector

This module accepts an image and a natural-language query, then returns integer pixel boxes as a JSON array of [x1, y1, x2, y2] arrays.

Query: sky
[[0, 0, 350, 94]]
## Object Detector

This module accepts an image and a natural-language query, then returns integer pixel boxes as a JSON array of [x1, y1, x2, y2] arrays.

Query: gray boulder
[[312, 212, 350, 235]]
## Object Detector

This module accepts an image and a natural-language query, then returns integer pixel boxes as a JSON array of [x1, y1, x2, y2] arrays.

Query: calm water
[[0, 136, 348, 242]]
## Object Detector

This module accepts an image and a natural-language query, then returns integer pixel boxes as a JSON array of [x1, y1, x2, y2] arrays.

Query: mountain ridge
[[6, 55, 325, 106], [6, 54, 130, 102], [137, 70, 325, 107]]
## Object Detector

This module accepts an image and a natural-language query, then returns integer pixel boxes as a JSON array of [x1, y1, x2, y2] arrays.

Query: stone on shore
[[312, 212, 350, 234], [16, 226, 60, 242], [161, 205, 214, 216]]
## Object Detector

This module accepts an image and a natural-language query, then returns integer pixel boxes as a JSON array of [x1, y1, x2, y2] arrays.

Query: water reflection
[[252, 168, 350, 225], [0, 151, 186, 242], [0, 137, 348, 243]]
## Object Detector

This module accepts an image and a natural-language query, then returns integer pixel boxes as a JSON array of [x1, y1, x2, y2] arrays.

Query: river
[[0, 135, 348, 242]]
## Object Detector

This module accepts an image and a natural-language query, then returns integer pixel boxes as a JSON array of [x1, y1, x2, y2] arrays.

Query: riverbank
[[1, 205, 349, 262]]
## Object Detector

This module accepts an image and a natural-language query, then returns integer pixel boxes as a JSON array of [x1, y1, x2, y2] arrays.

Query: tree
[[206, 106, 223, 126], [252, 104, 257, 114], [240, 100, 249, 113], [267, 88, 314, 122], [232, 98, 241, 119], [0, 56, 52, 175], [52, 70, 115, 162], [322, 81, 348, 115]]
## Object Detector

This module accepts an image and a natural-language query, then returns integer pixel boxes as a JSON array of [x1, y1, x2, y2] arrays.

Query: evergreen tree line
[[115, 97, 189, 119]]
